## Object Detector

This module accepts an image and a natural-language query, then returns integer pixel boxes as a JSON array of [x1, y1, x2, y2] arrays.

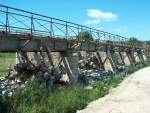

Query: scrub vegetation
[[0, 60, 149, 113]]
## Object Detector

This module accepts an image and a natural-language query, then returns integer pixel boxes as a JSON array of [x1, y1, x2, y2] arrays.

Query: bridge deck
[[0, 33, 145, 52]]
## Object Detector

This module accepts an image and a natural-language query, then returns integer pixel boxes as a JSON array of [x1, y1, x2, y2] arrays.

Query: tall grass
[[14, 76, 123, 113], [0, 94, 11, 113], [0, 61, 150, 113]]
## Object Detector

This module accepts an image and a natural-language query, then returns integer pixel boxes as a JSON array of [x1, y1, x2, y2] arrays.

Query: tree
[[145, 40, 150, 45], [128, 37, 142, 45], [77, 31, 93, 42]]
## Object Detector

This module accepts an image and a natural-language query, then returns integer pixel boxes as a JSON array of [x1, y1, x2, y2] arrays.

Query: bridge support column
[[137, 50, 144, 62], [118, 52, 125, 65], [134, 52, 140, 63], [143, 50, 150, 61], [96, 52, 105, 70], [126, 50, 136, 64], [120, 52, 131, 66], [131, 52, 136, 63], [111, 51, 119, 69], [62, 51, 79, 84], [102, 46, 117, 72]]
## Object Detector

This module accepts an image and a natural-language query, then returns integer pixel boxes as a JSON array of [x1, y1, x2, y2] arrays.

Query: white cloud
[[86, 9, 117, 24]]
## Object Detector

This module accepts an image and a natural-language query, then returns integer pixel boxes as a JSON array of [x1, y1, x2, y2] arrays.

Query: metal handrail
[[0, 4, 149, 50]]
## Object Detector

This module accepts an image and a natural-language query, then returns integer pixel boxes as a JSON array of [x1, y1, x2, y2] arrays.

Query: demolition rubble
[[78, 56, 124, 85], [0, 52, 125, 95]]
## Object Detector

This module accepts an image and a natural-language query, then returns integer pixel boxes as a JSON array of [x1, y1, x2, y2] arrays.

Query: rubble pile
[[0, 60, 68, 95], [78, 57, 114, 84], [0, 52, 125, 95], [116, 64, 125, 72], [0, 74, 22, 95], [78, 56, 125, 85]]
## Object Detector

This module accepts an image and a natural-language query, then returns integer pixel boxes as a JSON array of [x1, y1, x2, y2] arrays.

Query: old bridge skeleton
[[0, 5, 150, 85]]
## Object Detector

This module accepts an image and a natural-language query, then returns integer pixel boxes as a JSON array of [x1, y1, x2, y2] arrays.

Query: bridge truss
[[0, 5, 150, 86]]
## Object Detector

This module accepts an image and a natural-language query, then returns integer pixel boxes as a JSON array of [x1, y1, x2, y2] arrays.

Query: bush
[[77, 31, 93, 42]]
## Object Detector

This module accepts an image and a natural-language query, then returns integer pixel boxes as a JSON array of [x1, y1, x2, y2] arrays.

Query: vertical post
[[78, 27, 81, 50], [109, 34, 111, 41], [103, 33, 106, 42], [5, 7, 9, 35], [50, 18, 53, 37], [31, 14, 33, 36], [65, 22, 68, 39], [114, 35, 116, 45], [77, 26, 80, 39], [97, 32, 100, 40]]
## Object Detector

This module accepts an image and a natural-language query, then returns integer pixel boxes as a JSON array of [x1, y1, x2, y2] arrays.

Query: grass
[[0, 52, 16, 77], [0, 74, 124, 113], [0, 53, 149, 113], [14, 61, 149, 113], [0, 94, 11, 113], [13, 76, 123, 113], [0, 70, 9, 77]]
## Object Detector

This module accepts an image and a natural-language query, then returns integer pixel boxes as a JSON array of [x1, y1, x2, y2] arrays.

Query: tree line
[[77, 31, 149, 45]]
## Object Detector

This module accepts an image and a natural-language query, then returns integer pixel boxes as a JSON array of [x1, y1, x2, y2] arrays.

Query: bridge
[[0, 5, 150, 83]]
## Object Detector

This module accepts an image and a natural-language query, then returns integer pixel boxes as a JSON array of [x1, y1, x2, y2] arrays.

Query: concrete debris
[[78, 57, 124, 85], [0, 52, 125, 95], [0, 75, 22, 95], [116, 64, 125, 72], [0, 61, 68, 95]]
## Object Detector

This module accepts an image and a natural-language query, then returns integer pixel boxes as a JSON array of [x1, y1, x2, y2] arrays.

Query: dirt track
[[77, 67, 150, 113]]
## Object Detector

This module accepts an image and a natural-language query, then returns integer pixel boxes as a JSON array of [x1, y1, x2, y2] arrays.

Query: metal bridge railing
[[0, 4, 149, 50]]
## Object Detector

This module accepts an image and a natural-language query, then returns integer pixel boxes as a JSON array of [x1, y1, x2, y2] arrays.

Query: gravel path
[[77, 66, 150, 113]]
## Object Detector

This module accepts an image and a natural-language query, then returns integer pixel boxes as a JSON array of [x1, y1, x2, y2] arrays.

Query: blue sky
[[0, 0, 150, 40]]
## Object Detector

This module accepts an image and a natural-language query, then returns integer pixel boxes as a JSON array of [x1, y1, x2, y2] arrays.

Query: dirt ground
[[77, 66, 150, 113]]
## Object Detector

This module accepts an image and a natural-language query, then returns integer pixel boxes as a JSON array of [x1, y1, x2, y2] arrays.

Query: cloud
[[86, 9, 117, 24]]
